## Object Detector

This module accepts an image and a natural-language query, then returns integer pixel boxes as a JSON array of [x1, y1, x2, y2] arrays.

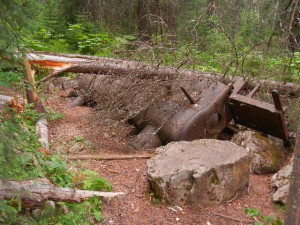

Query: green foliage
[[0, 106, 112, 224], [0, 109, 42, 180], [0, 0, 41, 54], [39, 155, 74, 188], [0, 58, 24, 88], [245, 208, 283, 225], [26, 21, 138, 56], [82, 170, 113, 191], [38, 197, 103, 225], [75, 135, 84, 143], [0, 199, 22, 225], [46, 107, 65, 121], [0, 106, 71, 184], [0, 69, 23, 88]]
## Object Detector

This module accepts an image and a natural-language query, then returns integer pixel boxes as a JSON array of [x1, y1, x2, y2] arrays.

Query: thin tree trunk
[[232, 0, 242, 41], [137, 0, 152, 41]]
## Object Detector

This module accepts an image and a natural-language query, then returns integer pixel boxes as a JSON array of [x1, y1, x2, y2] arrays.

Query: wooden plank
[[285, 124, 300, 225]]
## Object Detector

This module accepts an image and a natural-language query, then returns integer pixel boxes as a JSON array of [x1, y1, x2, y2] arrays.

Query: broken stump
[[147, 139, 250, 207]]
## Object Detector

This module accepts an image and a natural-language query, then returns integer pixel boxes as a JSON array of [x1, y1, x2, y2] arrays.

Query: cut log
[[67, 154, 154, 160], [0, 178, 125, 209]]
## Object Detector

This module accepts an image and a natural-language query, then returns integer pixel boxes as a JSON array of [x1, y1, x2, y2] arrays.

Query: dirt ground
[[46, 92, 285, 225]]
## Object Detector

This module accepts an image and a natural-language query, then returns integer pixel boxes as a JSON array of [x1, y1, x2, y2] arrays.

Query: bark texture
[[0, 178, 124, 209], [36, 117, 49, 150], [28, 52, 300, 95]]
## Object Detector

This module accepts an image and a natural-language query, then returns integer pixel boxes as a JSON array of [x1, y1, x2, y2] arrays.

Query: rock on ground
[[147, 139, 250, 207], [271, 159, 293, 204], [232, 131, 284, 174]]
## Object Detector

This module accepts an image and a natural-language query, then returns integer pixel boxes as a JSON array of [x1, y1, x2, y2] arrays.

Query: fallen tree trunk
[[0, 178, 125, 209], [28, 52, 300, 95]]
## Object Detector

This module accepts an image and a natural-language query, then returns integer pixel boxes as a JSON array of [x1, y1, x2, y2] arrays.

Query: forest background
[[1, 0, 300, 83], [0, 0, 299, 224]]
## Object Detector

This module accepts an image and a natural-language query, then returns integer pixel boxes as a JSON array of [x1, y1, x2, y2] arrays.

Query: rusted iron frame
[[229, 78, 289, 143], [285, 124, 300, 225]]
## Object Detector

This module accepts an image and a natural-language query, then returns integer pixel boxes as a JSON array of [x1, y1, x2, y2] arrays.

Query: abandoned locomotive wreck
[[1, 51, 299, 225], [2, 1, 300, 223], [29, 52, 291, 149]]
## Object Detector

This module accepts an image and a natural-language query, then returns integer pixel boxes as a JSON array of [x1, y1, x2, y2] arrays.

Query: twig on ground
[[67, 154, 154, 160], [210, 213, 255, 223], [248, 182, 252, 195], [227, 191, 239, 203]]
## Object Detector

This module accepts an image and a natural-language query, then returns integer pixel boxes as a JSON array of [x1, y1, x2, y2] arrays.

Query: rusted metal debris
[[26, 52, 291, 148], [131, 78, 290, 149], [229, 78, 289, 145], [130, 79, 232, 149], [285, 124, 300, 225]]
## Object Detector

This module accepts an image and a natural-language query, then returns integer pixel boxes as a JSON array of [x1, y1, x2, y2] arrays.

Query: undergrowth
[[24, 17, 300, 84], [0, 102, 112, 224], [245, 208, 283, 225]]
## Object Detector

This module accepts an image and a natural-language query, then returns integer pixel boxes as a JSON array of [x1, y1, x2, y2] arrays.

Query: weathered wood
[[28, 52, 93, 63], [67, 154, 154, 160], [0, 178, 125, 209], [36, 116, 49, 150], [0, 95, 13, 111], [23, 58, 46, 113], [285, 124, 300, 225], [38, 65, 74, 84]]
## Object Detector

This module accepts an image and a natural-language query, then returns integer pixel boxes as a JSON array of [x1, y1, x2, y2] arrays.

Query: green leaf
[[93, 210, 103, 222], [245, 208, 261, 218]]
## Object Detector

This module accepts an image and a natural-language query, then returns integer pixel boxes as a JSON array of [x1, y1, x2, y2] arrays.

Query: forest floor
[[44, 90, 287, 225]]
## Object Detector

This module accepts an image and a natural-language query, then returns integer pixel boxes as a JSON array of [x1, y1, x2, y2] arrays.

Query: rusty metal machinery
[[130, 79, 231, 148], [130, 78, 290, 149], [229, 78, 289, 144]]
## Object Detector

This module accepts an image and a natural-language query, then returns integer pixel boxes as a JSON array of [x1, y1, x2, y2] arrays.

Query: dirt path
[[47, 93, 284, 225]]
